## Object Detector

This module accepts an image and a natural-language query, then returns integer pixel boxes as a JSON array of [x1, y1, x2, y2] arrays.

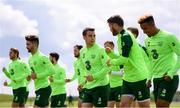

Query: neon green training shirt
[[107, 51, 123, 88], [28, 50, 55, 91], [145, 30, 180, 80], [80, 44, 110, 89], [50, 64, 66, 96], [109, 29, 148, 82], [71, 58, 86, 86], [4, 59, 31, 90]]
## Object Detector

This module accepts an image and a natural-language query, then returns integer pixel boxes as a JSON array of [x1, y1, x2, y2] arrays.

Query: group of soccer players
[[2, 14, 180, 108]]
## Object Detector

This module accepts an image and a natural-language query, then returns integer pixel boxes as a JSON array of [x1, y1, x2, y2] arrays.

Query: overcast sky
[[0, 0, 180, 97]]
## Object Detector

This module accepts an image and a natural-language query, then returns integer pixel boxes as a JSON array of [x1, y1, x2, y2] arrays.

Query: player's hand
[[146, 80, 152, 88], [77, 84, 83, 91], [86, 75, 94, 82], [26, 75, 31, 81], [164, 75, 171, 82], [105, 47, 111, 54], [106, 59, 111, 66], [3, 81, 8, 86], [31, 72, 37, 80], [65, 79, 71, 83], [49, 76, 54, 82], [2, 67, 7, 72]]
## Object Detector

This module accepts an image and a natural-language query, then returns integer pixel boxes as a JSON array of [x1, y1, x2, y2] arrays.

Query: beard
[[27, 48, 32, 53], [74, 54, 80, 58], [112, 27, 118, 36]]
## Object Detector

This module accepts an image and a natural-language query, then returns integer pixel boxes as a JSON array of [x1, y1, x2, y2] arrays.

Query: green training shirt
[[109, 29, 148, 82], [28, 50, 55, 91], [107, 51, 123, 88], [50, 64, 66, 96], [80, 44, 110, 89], [4, 59, 31, 90], [71, 58, 86, 85], [145, 30, 180, 79]]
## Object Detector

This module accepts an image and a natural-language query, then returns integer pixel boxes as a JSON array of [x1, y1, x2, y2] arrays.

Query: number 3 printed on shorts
[[151, 49, 158, 59]]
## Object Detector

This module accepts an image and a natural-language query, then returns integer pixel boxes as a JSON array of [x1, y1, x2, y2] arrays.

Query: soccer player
[[107, 15, 150, 107], [138, 14, 180, 107], [68, 45, 86, 108], [25, 35, 55, 107], [49, 52, 67, 107], [104, 41, 123, 108], [2, 48, 31, 107], [80, 27, 110, 107]]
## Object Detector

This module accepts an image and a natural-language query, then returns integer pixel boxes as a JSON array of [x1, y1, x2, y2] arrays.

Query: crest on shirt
[[158, 41, 163, 46], [43, 61, 46, 64], [91, 54, 96, 59]]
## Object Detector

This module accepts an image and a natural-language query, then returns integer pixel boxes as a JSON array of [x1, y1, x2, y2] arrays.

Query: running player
[[49, 52, 67, 107], [25, 35, 55, 107], [80, 27, 110, 107], [138, 14, 180, 107], [107, 15, 150, 107], [2, 48, 31, 107]]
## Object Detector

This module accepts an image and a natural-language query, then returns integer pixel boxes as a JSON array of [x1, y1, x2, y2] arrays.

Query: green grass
[[1, 94, 180, 107]]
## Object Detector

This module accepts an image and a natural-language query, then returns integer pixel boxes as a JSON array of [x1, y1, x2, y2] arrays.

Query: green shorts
[[34, 86, 52, 107], [13, 87, 26, 104], [83, 84, 110, 107], [109, 86, 122, 102], [79, 89, 85, 100], [122, 79, 150, 102], [153, 75, 179, 102], [50, 93, 66, 107]]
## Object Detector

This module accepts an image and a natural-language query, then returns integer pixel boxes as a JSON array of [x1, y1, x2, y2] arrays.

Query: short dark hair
[[10, 48, 20, 58], [82, 27, 95, 36], [74, 45, 83, 50], [107, 15, 124, 26], [25, 35, 39, 46], [104, 41, 114, 47], [50, 52, 59, 61], [127, 27, 139, 36], [138, 14, 155, 24]]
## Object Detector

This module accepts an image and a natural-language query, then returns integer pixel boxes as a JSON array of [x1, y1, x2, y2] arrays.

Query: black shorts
[[13, 87, 26, 104], [51, 93, 66, 107], [83, 84, 110, 107], [153, 75, 179, 102], [34, 86, 52, 107], [109, 86, 122, 102]]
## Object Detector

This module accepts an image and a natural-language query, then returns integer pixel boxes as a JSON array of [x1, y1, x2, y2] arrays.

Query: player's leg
[[78, 89, 84, 108], [133, 79, 150, 108], [108, 87, 115, 108], [82, 89, 93, 108], [114, 86, 122, 108], [156, 75, 179, 107], [93, 84, 110, 107], [120, 80, 134, 107]]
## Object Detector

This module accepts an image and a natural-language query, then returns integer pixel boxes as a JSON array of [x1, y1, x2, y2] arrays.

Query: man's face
[[49, 55, 54, 64], [9, 50, 16, 60], [140, 23, 154, 37], [108, 23, 119, 36], [83, 31, 96, 46], [26, 41, 34, 53], [74, 47, 80, 58], [104, 43, 113, 50]]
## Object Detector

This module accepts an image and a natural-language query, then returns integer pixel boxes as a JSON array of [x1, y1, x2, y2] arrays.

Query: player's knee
[[156, 99, 170, 107]]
